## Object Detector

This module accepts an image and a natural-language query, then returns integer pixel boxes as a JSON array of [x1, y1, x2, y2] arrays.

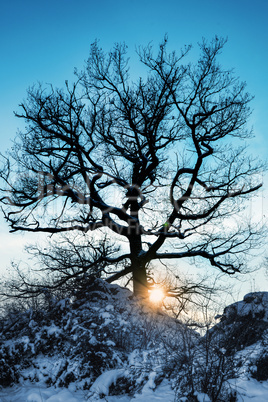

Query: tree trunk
[[129, 233, 148, 298], [132, 260, 148, 298], [127, 188, 149, 298]]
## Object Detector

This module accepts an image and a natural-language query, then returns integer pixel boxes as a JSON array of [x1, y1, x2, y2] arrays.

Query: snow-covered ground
[[0, 378, 175, 401], [0, 383, 86, 402], [1, 282, 268, 402], [1, 377, 268, 401], [228, 378, 268, 402]]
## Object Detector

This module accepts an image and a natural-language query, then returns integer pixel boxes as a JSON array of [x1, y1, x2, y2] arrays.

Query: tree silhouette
[[0, 37, 263, 297]]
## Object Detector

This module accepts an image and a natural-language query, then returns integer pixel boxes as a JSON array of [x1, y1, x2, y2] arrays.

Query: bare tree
[[0, 234, 121, 301], [0, 36, 264, 297]]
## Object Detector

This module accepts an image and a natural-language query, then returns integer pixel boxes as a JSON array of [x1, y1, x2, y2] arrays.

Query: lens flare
[[149, 287, 165, 303]]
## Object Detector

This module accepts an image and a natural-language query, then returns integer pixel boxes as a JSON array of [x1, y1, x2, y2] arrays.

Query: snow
[[0, 383, 86, 401], [1, 284, 268, 402], [141, 371, 156, 391], [224, 291, 268, 321], [89, 368, 125, 396], [128, 349, 140, 365], [44, 324, 62, 336], [131, 379, 175, 401], [1, 379, 268, 401], [194, 392, 211, 401], [229, 378, 268, 402], [0, 379, 176, 401]]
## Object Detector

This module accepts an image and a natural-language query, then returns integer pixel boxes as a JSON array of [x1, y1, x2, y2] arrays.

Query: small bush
[[252, 354, 268, 381], [0, 346, 19, 386]]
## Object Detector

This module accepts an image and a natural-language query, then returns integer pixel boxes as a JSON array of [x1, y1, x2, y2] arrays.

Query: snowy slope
[[0, 278, 190, 399], [0, 280, 267, 401]]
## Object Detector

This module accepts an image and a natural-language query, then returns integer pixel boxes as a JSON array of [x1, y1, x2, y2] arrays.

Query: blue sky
[[1, 0, 267, 153], [0, 0, 267, 297]]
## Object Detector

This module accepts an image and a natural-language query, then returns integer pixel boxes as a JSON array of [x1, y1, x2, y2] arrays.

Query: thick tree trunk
[[127, 187, 149, 298], [132, 260, 148, 298], [129, 233, 148, 298]]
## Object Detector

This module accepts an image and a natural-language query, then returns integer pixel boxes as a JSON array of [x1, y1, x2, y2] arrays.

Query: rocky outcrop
[[222, 292, 268, 323], [211, 292, 268, 352]]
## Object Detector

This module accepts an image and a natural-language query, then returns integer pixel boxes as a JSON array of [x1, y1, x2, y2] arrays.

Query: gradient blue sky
[[0, 0, 267, 298]]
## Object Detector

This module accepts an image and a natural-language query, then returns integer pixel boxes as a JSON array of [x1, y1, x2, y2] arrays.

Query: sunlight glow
[[149, 287, 165, 303]]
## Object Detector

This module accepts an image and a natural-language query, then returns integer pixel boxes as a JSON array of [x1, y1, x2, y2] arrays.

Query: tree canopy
[[0, 36, 263, 297]]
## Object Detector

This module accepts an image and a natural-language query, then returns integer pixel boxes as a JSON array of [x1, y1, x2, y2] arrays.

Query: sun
[[149, 287, 165, 304]]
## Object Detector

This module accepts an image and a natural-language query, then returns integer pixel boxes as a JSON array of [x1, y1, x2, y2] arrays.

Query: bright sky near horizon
[[0, 0, 267, 300]]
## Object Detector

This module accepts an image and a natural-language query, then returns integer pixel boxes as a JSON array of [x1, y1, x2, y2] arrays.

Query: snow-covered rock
[[222, 291, 268, 322], [211, 291, 268, 352]]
